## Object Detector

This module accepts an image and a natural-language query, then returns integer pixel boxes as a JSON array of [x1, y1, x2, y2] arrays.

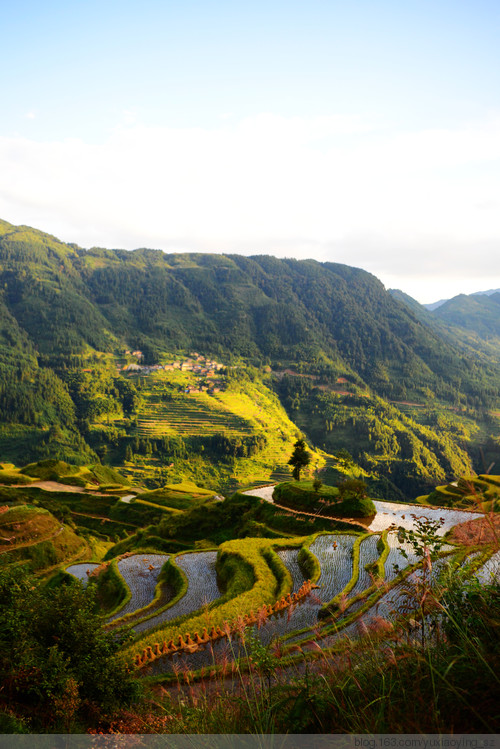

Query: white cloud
[[0, 112, 499, 300]]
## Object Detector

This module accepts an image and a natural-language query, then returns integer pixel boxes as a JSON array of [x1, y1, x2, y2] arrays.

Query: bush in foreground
[[0, 567, 140, 731]]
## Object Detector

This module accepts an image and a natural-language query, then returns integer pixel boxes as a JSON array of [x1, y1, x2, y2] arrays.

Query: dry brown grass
[[448, 513, 500, 546]]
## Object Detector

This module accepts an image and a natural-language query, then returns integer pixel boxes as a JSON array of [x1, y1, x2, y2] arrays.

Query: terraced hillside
[[419, 474, 500, 509], [104, 372, 321, 490], [106, 518, 495, 675], [1, 465, 499, 734], [63, 493, 489, 675], [136, 389, 253, 438], [1, 469, 497, 681], [0, 505, 89, 573]]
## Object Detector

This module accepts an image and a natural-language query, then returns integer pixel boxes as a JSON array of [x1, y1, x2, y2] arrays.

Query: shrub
[[0, 567, 140, 730]]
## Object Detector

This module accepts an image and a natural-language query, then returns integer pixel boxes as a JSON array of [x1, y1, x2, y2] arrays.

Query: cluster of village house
[[121, 352, 226, 394]]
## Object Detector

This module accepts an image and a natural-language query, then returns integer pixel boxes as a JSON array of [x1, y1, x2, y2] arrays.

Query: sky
[[1, 0, 499, 304]]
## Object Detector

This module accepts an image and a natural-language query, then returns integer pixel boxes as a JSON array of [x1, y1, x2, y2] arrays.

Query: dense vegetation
[[273, 480, 376, 518], [1, 219, 499, 407], [0, 566, 139, 732], [0, 218, 499, 498]]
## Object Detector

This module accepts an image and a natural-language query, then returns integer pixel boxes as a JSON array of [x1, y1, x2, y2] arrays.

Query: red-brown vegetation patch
[[448, 513, 500, 546]]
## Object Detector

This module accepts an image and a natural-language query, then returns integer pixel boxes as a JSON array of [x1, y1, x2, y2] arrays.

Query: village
[[121, 351, 227, 395]]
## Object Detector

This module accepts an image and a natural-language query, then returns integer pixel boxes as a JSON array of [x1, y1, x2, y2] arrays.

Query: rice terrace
[[0, 221, 499, 734], [1, 457, 499, 734]]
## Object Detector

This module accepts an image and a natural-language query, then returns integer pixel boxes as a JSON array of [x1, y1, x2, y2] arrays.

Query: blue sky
[[1, 0, 499, 303]]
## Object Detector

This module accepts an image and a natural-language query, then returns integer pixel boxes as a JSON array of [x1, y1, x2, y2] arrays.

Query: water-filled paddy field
[[65, 562, 100, 584], [108, 554, 169, 622], [475, 549, 500, 583], [86, 493, 493, 675], [145, 532, 397, 674], [133, 551, 221, 634], [369, 501, 483, 533]]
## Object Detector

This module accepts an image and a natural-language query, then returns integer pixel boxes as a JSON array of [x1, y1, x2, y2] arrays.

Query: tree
[[336, 448, 354, 467], [396, 514, 446, 646], [336, 478, 368, 500], [313, 478, 323, 493], [288, 438, 311, 481]]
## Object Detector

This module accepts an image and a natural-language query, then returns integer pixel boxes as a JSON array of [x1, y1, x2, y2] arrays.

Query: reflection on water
[[65, 562, 100, 585], [369, 500, 482, 534], [475, 550, 500, 583], [133, 551, 221, 634], [108, 554, 169, 622]]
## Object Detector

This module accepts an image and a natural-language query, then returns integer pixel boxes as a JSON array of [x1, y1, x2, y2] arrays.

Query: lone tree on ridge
[[288, 438, 311, 481]]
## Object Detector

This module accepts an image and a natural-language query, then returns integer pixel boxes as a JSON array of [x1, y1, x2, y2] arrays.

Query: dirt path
[[70, 511, 138, 528], [13, 484, 139, 502], [272, 501, 369, 530]]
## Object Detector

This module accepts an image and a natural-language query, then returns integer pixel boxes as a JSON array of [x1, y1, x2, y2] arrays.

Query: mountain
[[424, 298, 449, 311], [1, 219, 498, 404], [424, 288, 500, 311], [389, 288, 500, 364], [432, 292, 500, 342], [0, 218, 499, 497], [471, 288, 500, 297]]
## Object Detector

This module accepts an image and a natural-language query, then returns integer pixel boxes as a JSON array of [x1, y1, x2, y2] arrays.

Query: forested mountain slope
[[1, 219, 498, 407], [0, 218, 499, 496], [433, 292, 500, 341], [390, 288, 500, 364]]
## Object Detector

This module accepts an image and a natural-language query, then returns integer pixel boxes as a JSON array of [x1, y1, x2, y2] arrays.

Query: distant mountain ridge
[[433, 292, 500, 341], [390, 286, 500, 359], [424, 288, 500, 311]]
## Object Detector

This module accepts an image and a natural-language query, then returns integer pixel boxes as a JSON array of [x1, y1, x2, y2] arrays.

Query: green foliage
[[273, 480, 375, 518], [0, 710, 30, 733], [20, 459, 79, 480], [298, 543, 321, 582], [442, 573, 500, 651], [0, 469, 32, 485], [0, 505, 86, 572], [276, 377, 477, 497], [337, 478, 368, 499], [136, 483, 215, 511], [217, 547, 256, 597], [0, 566, 139, 730], [103, 533, 189, 559], [396, 515, 446, 566], [335, 479, 376, 517], [155, 493, 262, 545], [95, 561, 130, 615], [288, 438, 311, 481], [421, 474, 500, 509], [433, 292, 500, 344], [1, 218, 499, 489]]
